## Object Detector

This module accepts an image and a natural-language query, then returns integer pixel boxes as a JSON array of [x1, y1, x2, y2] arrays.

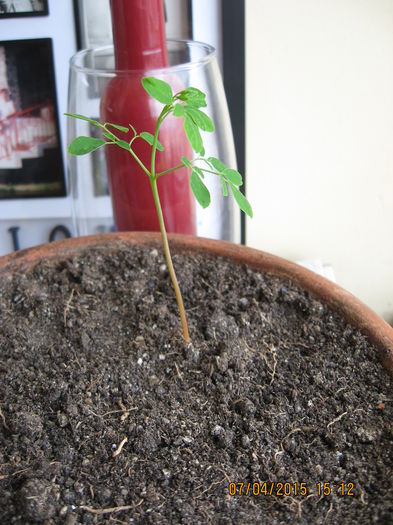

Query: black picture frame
[[222, 0, 246, 244], [0, 0, 48, 18], [0, 38, 65, 199]]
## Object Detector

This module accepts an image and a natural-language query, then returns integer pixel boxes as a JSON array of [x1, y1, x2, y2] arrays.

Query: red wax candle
[[100, 0, 196, 234]]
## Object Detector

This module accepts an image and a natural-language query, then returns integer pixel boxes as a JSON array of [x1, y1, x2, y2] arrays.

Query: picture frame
[[0, 38, 65, 199], [0, 0, 48, 19]]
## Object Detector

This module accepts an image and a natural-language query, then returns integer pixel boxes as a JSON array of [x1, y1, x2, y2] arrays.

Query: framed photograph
[[0, 0, 48, 18], [0, 38, 65, 199]]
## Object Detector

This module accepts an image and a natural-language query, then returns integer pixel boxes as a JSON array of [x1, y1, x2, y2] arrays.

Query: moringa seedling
[[67, 77, 252, 344]]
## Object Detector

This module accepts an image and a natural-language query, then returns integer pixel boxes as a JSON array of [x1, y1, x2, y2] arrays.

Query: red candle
[[100, 0, 196, 234]]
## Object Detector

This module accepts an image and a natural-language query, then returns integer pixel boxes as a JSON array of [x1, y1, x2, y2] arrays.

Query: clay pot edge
[[1, 231, 392, 378]]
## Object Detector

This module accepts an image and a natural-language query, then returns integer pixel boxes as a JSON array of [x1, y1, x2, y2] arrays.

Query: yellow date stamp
[[228, 481, 355, 497]]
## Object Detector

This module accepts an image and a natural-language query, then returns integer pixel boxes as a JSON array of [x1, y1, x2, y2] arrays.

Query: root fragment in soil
[[112, 437, 128, 458], [79, 504, 134, 515]]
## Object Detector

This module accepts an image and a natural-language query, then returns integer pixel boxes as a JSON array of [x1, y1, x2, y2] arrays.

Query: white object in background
[[165, 0, 191, 40], [191, 0, 223, 72], [297, 259, 336, 282], [77, 0, 113, 48]]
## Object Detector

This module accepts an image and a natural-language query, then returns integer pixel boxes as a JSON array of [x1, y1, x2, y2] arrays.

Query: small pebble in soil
[[233, 397, 256, 416], [211, 425, 233, 448]]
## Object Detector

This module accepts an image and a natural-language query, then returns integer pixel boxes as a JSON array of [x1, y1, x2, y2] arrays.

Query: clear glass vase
[[67, 39, 239, 242]]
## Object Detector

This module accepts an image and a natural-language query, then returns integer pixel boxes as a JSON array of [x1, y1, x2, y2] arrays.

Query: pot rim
[[1, 231, 392, 378]]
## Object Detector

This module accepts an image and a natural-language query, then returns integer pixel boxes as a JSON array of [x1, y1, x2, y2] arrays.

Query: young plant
[[67, 77, 252, 344]]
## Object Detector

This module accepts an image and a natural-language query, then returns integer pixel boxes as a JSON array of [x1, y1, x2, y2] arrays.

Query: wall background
[[246, 0, 393, 322]]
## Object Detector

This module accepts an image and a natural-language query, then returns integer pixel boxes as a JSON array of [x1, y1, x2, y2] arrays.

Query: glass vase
[[67, 39, 239, 242]]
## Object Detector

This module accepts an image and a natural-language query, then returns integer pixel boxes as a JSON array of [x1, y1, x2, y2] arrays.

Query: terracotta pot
[[1, 231, 392, 378]]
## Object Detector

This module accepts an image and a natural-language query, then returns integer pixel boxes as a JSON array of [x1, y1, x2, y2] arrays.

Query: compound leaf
[[178, 87, 207, 108], [185, 107, 214, 132], [230, 184, 253, 218], [190, 171, 210, 208], [220, 175, 228, 197], [173, 104, 185, 117], [68, 136, 106, 155], [184, 116, 204, 155], [140, 131, 164, 151], [103, 130, 117, 141], [193, 166, 205, 179], [223, 168, 242, 187], [207, 156, 226, 173], [142, 77, 173, 105], [65, 113, 102, 128], [117, 140, 131, 151], [106, 122, 129, 133], [181, 156, 192, 168]]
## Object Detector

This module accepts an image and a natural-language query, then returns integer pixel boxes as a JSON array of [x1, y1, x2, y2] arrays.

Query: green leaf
[[117, 140, 131, 151], [68, 136, 106, 155], [190, 172, 210, 208], [182, 87, 205, 98], [173, 104, 185, 117], [178, 87, 207, 108], [223, 168, 243, 187], [140, 131, 164, 151], [103, 131, 117, 141], [193, 166, 205, 179], [181, 156, 192, 168], [106, 122, 129, 133], [65, 113, 102, 128], [207, 156, 226, 173], [185, 107, 214, 132], [140, 131, 154, 145], [220, 175, 228, 197], [184, 116, 204, 155], [229, 184, 253, 218], [142, 77, 173, 105]]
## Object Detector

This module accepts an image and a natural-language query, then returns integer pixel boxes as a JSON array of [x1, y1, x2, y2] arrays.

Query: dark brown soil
[[0, 243, 392, 524]]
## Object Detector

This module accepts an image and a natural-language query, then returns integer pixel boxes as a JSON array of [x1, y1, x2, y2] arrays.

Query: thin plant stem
[[150, 178, 190, 343], [128, 148, 150, 177], [156, 163, 186, 178], [148, 107, 190, 343], [67, 79, 252, 345], [156, 156, 203, 178]]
